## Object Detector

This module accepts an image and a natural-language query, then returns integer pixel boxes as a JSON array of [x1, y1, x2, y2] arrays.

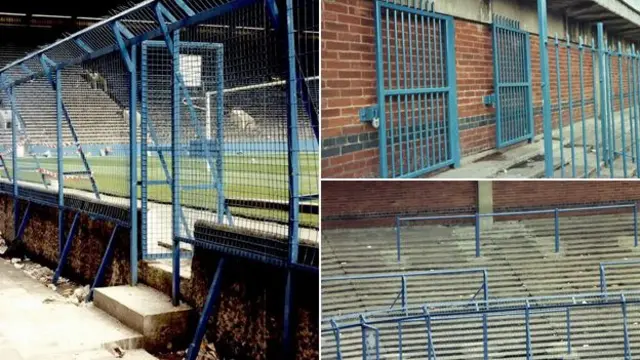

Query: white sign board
[[180, 54, 202, 87]]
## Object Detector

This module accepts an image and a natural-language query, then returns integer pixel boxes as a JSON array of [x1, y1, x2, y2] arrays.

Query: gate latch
[[360, 105, 380, 129], [483, 93, 496, 107]]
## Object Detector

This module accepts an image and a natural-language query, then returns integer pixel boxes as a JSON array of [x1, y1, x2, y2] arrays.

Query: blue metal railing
[[395, 203, 638, 261], [325, 289, 640, 360], [323, 269, 489, 360], [600, 259, 640, 297]]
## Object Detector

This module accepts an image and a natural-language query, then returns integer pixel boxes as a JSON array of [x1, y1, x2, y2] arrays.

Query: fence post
[[9, 86, 18, 241], [475, 212, 481, 257], [525, 300, 532, 360], [566, 308, 572, 354], [634, 204, 638, 247], [423, 306, 435, 360], [401, 275, 407, 310], [600, 264, 607, 297], [597, 23, 610, 176], [621, 294, 630, 360], [374, 0, 387, 178], [537, 0, 554, 177], [55, 68, 64, 256], [483, 270, 489, 360], [396, 216, 401, 262], [129, 44, 139, 286], [554, 208, 560, 252], [330, 319, 343, 360]]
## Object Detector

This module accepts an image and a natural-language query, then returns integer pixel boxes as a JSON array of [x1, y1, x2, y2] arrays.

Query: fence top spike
[[555, 33, 559, 44]]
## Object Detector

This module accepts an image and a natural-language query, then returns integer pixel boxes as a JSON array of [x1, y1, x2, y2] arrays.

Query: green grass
[[6, 153, 318, 227]]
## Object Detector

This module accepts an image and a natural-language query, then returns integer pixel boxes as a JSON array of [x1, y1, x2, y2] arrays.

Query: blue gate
[[491, 15, 534, 148], [374, 1, 459, 178], [140, 39, 229, 260]]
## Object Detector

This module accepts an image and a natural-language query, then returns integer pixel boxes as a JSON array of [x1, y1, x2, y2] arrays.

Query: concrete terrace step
[[93, 285, 193, 352]]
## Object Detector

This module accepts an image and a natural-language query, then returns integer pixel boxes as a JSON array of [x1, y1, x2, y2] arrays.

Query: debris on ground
[[1, 252, 88, 306], [0, 237, 7, 255], [106, 343, 126, 358]]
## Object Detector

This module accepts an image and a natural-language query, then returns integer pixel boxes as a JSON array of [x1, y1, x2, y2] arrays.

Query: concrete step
[[93, 284, 193, 352]]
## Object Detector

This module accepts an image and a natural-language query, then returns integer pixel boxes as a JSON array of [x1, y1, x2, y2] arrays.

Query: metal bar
[[634, 46, 640, 177], [446, 16, 459, 166], [14, 202, 31, 242], [537, 0, 553, 177], [395, 216, 401, 262], [525, 300, 532, 360], [554, 208, 560, 252], [555, 34, 565, 177], [129, 43, 138, 286], [619, 42, 627, 177], [598, 24, 609, 177], [330, 319, 343, 360], [475, 212, 481, 257], [88, 224, 119, 302], [52, 212, 80, 284], [324, 268, 489, 282], [286, 0, 300, 266], [375, 1, 388, 178], [171, 29, 181, 306], [593, 39, 601, 177], [423, 306, 435, 360], [635, 204, 638, 247], [579, 37, 588, 177], [186, 258, 225, 360], [215, 46, 226, 224], [567, 35, 576, 177], [8, 86, 19, 240], [621, 294, 631, 359], [566, 308, 572, 354]]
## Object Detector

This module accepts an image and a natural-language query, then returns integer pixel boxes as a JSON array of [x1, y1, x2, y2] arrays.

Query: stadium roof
[[0, 0, 138, 18]]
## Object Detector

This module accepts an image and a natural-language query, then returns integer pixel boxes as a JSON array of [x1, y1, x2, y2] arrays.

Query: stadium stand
[[322, 211, 640, 359]]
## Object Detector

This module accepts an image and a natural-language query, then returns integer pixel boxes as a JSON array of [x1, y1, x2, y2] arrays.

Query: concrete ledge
[[93, 284, 193, 352]]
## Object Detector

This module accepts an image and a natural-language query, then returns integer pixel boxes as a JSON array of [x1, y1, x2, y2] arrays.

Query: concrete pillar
[[477, 180, 494, 229]]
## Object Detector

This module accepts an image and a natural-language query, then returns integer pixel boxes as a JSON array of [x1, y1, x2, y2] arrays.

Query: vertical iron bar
[[597, 24, 610, 177], [492, 18, 502, 146], [525, 300, 532, 360], [566, 308, 572, 354], [579, 37, 588, 177], [593, 39, 601, 177], [401, 11, 410, 174], [408, 13, 416, 173], [56, 69, 65, 254], [129, 44, 138, 286], [555, 208, 560, 252], [141, 43, 149, 259], [555, 34, 564, 177], [9, 86, 18, 241], [634, 47, 640, 176], [395, 10, 403, 177], [446, 17, 459, 166], [621, 294, 631, 360], [475, 212, 481, 257], [215, 48, 225, 223], [396, 216, 401, 262], [619, 42, 628, 177], [537, 0, 554, 178], [376, 2, 388, 177], [171, 30, 181, 306], [567, 35, 576, 177]]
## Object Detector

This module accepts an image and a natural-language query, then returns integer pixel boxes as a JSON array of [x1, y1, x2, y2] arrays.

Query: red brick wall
[[323, 181, 640, 229], [321, 1, 614, 178], [322, 180, 478, 228], [493, 181, 640, 209]]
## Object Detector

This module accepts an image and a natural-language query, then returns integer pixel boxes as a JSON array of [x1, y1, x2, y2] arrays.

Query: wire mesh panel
[[172, 0, 319, 264], [492, 15, 534, 148]]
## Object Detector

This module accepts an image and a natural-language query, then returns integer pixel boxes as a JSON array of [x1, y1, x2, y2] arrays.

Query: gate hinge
[[483, 93, 496, 107], [360, 105, 380, 129]]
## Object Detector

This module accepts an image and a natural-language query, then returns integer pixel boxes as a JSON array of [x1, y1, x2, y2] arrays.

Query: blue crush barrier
[[395, 202, 638, 261]]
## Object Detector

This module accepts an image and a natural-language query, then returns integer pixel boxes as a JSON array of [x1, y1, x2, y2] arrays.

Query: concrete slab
[[93, 284, 192, 352], [0, 259, 150, 359]]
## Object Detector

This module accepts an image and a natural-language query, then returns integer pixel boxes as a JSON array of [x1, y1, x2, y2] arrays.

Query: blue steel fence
[[490, 15, 534, 148], [395, 202, 638, 262], [322, 269, 489, 360], [0, 0, 318, 358], [536, 0, 640, 178], [324, 289, 640, 360], [374, 0, 459, 178]]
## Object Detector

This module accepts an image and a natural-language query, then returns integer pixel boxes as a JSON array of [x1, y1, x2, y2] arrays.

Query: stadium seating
[[322, 212, 640, 359]]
